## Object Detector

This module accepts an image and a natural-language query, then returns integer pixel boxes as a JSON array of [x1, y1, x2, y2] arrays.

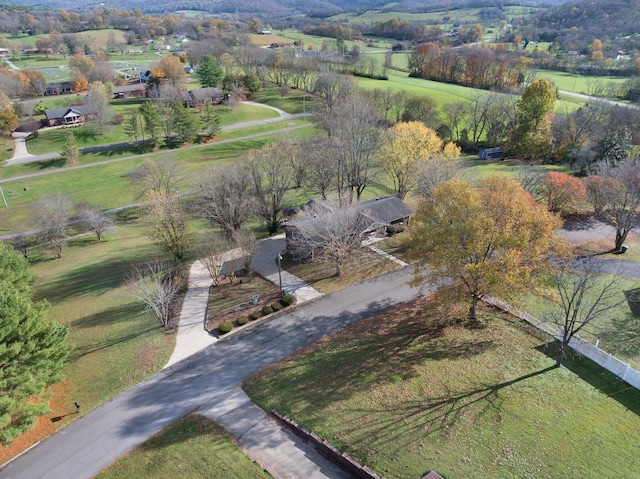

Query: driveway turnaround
[[0, 267, 422, 479]]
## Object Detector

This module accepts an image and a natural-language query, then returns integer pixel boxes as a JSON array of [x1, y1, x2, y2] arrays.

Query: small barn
[[479, 147, 504, 160]]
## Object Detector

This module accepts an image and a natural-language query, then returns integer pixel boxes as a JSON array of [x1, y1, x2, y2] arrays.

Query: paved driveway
[[0, 267, 422, 479]]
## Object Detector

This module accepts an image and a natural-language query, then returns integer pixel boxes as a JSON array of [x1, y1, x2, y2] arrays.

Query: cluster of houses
[[42, 83, 225, 127]]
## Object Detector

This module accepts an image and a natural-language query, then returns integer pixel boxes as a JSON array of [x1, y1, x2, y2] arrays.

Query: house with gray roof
[[284, 196, 413, 256], [44, 105, 97, 127]]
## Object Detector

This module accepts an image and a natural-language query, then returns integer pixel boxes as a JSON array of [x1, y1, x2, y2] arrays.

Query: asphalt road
[[0, 267, 423, 479]]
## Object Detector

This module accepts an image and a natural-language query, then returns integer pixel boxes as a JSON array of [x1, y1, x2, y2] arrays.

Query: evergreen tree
[[200, 103, 221, 139], [195, 55, 224, 88], [139, 101, 161, 146], [0, 242, 71, 445]]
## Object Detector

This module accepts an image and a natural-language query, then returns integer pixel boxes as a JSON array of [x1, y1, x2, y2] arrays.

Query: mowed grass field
[[245, 300, 640, 479]]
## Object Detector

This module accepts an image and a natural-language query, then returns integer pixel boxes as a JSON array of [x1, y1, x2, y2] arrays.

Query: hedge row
[[217, 293, 297, 335]]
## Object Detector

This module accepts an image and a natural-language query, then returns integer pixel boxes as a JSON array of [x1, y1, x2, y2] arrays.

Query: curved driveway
[[0, 267, 422, 479]]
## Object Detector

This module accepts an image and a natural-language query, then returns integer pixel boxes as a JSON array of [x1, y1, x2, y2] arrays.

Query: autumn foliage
[[407, 175, 564, 321], [539, 171, 586, 215]]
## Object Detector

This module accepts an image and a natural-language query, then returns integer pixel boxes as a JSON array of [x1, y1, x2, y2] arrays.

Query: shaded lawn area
[[97, 414, 271, 479], [572, 233, 640, 262], [244, 300, 640, 479], [281, 246, 400, 293], [0, 221, 175, 464]]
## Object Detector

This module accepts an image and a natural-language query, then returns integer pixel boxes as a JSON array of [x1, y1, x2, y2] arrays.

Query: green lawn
[[97, 414, 271, 479], [244, 301, 640, 479], [534, 69, 628, 96]]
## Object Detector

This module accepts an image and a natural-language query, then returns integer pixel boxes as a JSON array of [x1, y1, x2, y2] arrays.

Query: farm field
[[245, 300, 640, 479]]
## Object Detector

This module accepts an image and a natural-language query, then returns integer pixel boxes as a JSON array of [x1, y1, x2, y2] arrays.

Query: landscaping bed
[[205, 272, 294, 335]]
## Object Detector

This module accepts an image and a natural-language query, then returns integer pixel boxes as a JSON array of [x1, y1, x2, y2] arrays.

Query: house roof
[[352, 196, 413, 225], [45, 105, 97, 120], [285, 196, 412, 229], [113, 84, 146, 94], [188, 87, 224, 101]]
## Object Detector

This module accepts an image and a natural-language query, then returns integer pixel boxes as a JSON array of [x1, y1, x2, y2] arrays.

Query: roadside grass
[[572, 233, 640, 262], [280, 246, 399, 293], [249, 86, 318, 114], [244, 300, 640, 479], [518, 271, 640, 370], [97, 414, 271, 479], [0, 220, 175, 464], [374, 230, 411, 262]]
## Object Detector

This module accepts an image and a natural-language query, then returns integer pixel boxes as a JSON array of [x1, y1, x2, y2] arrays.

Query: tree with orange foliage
[[151, 56, 186, 86], [539, 171, 586, 215], [407, 175, 563, 321]]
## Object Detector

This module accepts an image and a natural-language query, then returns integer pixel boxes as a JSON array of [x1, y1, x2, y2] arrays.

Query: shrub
[[271, 302, 283, 311], [262, 305, 274, 315], [218, 322, 233, 334], [282, 293, 295, 306], [237, 316, 249, 326], [387, 225, 405, 236], [249, 311, 262, 321]]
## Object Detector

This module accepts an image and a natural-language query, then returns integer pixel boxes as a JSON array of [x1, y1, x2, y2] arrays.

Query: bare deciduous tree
[[249, 145, 292, 234], [195, 164, 254, 237], [595, 158, 640, 252], [321, 91, 383, 205], [127, 260, 182, 329], [415, 158, 464, 199], [199, 234, 231, 287], [127, 157, 189, 197], [292, 207, 367, 277], [300, 139, 336, 201], [146, 192, 191, 262], [34, 192, 73, 258], [77, 204, 115, 241], [231, 228, 257, 274], [549, 260, 625, 367]]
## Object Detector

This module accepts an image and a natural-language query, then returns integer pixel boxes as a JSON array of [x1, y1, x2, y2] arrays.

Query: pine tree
[[0, 242, 71, 445]]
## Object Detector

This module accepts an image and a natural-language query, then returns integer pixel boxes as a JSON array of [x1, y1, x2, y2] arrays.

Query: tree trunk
[[335, 261, 341, 277], [468, 294, 478, 321], [556, 342, 567, 368], [614, 228, 627, 252]]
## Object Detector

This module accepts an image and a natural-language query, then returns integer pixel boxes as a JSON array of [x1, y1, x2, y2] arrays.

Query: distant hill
[[0, 0, 567, 17], [525, 0, 640, 49]]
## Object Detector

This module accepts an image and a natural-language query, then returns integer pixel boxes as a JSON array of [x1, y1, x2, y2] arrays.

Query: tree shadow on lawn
[[69, 324, 160, 361], [347, 365, 556, 447], [256, 298, 497, 415], [535, 341, 640, 416], [35, 250, 158, 302], [598, 312, 640, 363], [70, 302, 140, 330], [26, 157, 67, 169]]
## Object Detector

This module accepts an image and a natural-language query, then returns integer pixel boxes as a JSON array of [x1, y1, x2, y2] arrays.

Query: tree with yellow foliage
[[151, 56, 186, 86], [0, 90, 19, 135], [406, 175, 564, 322], [380, 121, 459, 199]]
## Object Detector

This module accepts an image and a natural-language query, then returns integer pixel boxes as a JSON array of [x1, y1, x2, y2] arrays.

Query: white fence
[[484, 297, 640, 390]]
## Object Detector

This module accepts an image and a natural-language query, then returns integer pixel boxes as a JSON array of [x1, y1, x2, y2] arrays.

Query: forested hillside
[[524, 0, 640, 51]]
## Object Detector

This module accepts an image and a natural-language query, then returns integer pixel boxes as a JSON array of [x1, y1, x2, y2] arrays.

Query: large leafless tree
[[34, 192, 73, 258], [549, 260, 625, 367], [127, 157, 189, 197], [77, 204, 115, 241], [292, 207, 367, 277], [249, 145, 292, 234], [127, 260, 183, 330], [595, 158, 640, 252], [195, 163, 255, 237]]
